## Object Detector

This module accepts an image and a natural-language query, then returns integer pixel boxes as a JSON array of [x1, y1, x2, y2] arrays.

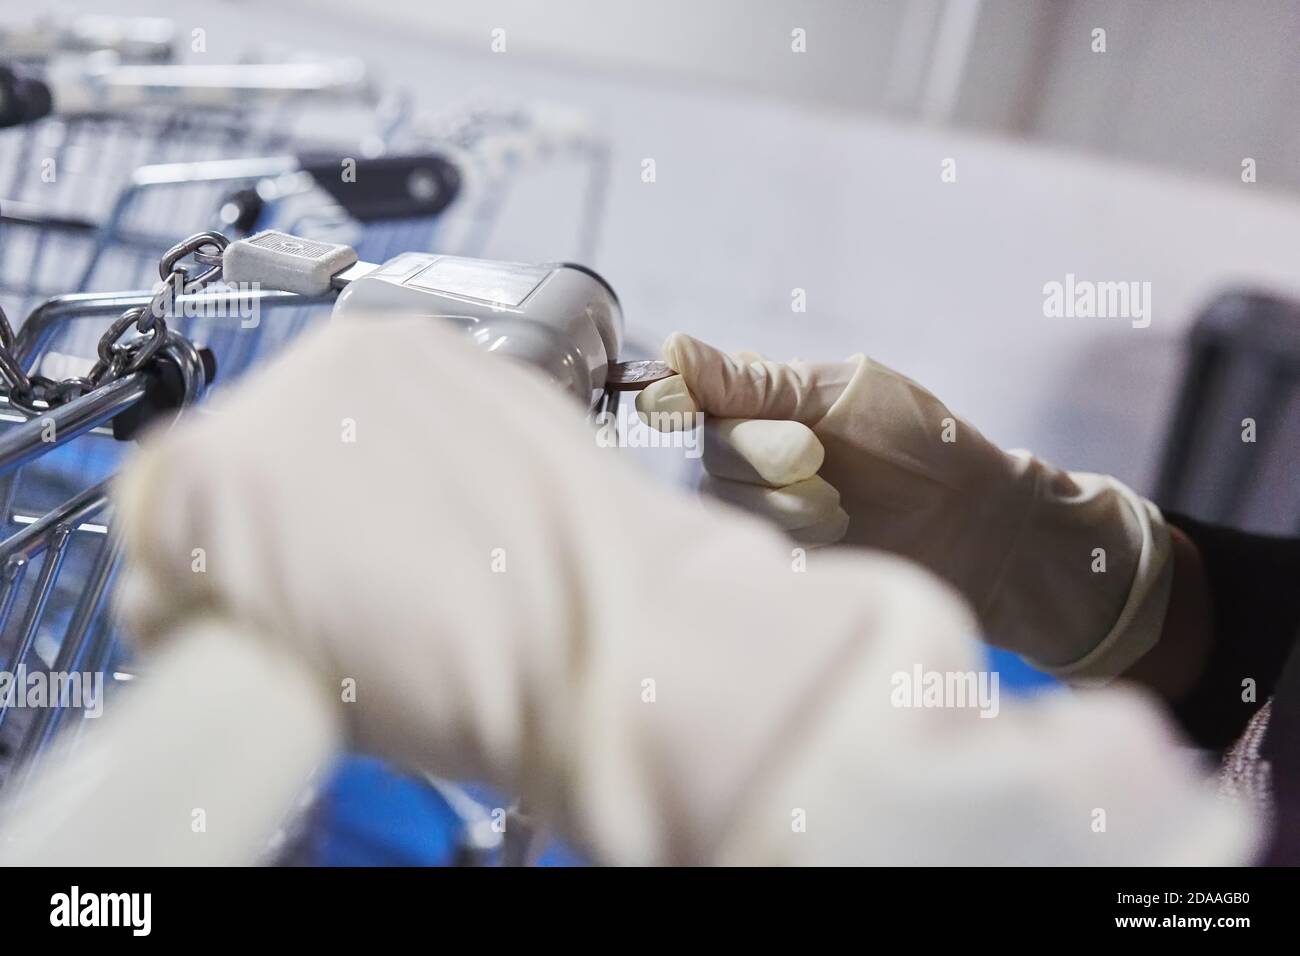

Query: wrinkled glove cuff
[[1039, 485, 1174, 683]]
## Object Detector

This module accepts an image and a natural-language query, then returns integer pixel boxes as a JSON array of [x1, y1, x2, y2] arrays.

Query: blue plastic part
[[312, 755, 466, 867], [307, 756, 588, 866], [984, 645, 1059, 694]]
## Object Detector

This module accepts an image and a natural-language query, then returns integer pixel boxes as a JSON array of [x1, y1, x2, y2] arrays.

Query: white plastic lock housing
[[330, 252, 623, 405]]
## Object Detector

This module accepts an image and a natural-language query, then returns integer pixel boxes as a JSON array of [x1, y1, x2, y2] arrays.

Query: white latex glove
[[77, 315, 1251, 865], [637, 333, 1173, 681]]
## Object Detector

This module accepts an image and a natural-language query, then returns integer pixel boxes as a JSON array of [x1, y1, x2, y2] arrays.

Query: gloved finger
[[659, 331, 852, 423], [731, 349, 766, 365], [703, 418, 824, 487], [699, 473, 841, 531], [789, 506, 850, 547], [635, 374, 698, 431]]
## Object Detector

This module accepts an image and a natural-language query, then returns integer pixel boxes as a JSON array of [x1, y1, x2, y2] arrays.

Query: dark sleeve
[[1163, 513, 1300, 752]]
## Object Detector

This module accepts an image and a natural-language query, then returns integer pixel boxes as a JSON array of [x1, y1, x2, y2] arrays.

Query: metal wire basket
[[0, 51, 383, 315]]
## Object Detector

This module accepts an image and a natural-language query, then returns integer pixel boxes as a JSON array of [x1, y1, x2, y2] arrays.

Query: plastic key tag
[[222, 230, 358, 296]]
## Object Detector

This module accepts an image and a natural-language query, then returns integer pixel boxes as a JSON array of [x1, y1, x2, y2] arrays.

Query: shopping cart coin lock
[[0, 224, 675, 443], [223, 229, 675, 402]]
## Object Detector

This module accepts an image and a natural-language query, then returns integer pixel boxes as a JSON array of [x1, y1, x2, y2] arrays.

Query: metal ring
[[7, 374, 56, 418], [97, 309, 147, 365], [0, 347, 32, 396], [159, 231, 230, 290], [51, 377, 96, 405], [120, 317, 169, 375], [0, 304, 15, 354]]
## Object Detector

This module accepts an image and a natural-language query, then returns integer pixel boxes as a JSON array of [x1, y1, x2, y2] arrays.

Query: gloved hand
[[637, 333, 1174, 680], [84, 316, 1249, 865]]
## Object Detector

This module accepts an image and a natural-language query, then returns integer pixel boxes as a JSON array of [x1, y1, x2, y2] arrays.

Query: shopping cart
[[0, 220, 633, 866], [2, 65, 610, 383], [0, 87, 612, 613], [0, 55, 400, 793], [0, 233, 217, 787], [0, 51, 380, 329], [0, 18, 614, 863]]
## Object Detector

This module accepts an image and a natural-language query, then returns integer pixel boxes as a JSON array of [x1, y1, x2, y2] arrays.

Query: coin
[[605, 359, 676, 391]]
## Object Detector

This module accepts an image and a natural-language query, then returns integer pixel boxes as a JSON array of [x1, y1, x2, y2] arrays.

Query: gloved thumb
[[637, 332, 855, 426]]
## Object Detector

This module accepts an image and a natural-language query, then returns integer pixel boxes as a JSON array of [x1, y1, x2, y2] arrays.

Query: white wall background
[[31, 0, 1295, 191], [292, 0, 909, 112], [288, 0, 1300, 194], [959, 0, 1300, 192]]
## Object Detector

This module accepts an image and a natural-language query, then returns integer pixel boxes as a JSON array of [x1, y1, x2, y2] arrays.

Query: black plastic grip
[[0, 66, 53, 129], [112, 347, 217, 442], [296, 152, 462, 223]]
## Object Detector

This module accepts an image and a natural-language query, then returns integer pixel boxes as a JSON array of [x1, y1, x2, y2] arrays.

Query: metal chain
[[0, 232, 230, 417]]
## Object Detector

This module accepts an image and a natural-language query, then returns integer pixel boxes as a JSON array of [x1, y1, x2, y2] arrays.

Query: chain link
[[0, 232, 230, 417]]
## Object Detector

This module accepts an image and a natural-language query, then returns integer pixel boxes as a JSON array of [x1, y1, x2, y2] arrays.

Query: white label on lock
[[406, 257, 550, 308]]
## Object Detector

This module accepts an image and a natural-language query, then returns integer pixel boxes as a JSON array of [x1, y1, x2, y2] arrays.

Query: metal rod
[[0, 556, 28, 646], [0, 525, 73, 730], [0, 481, 112, 565], [15, 287, 334, 367], [0, 374, 148, 477], [131, 155, 301, 189], [9, 535, 121, 780]]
